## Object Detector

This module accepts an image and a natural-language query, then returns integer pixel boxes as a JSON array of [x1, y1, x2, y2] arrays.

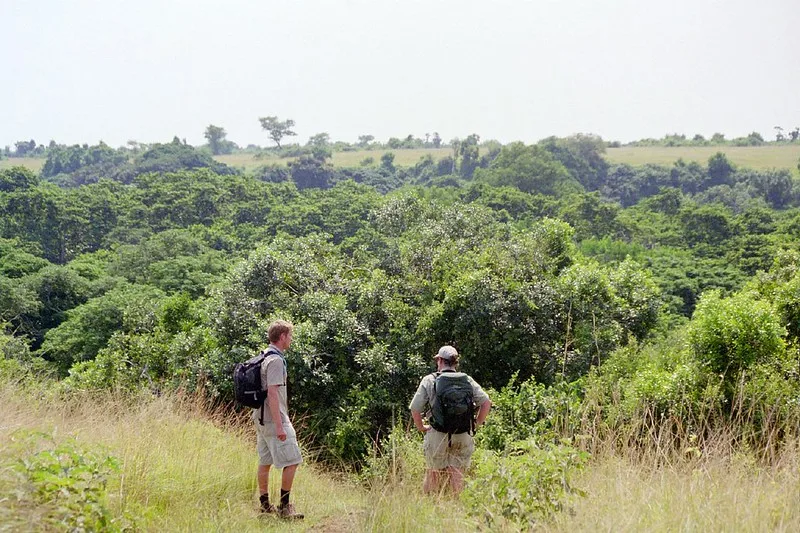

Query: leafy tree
[[380, 152, 395, 171], [0, 167, 40, 191], [204, 124, 231, 155], [307, 132, 332, 160], [357, 135, 374, 147], [258, 116, 296, 148], [689, 290, 784, 381], [288, 154, 335, 190], [0, 238, 49, 278], [458, 134, 481, 179], [129, 140, 235, 179], [14, 140, 37, 157], [539, 134, 608, 191], [41, 142, 128, 183], [679, 202, 733, 248], [476, 142, 579, 196], [432, 132, 442, 148], [707, 152, 735, 187], [39, 283, 164, 373]]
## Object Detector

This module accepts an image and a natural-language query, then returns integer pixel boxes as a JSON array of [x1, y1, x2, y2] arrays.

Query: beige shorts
[[255, 421, 303, 469], [423, 429, 475, 470]]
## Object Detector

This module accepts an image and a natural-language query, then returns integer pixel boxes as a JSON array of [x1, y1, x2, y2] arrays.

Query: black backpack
[[430, 371, 475, 436], [233, 348, 279, 409]]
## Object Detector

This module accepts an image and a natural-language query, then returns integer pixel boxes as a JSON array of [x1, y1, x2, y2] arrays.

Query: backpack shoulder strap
[[430, 372, 440, 393]]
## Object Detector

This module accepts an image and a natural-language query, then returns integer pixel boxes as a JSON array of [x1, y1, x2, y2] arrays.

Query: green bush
[[8, 431, 131, 531], [475, 376, 583, 452], [689, 290, 785, 379], [462, 440, 588, 528]]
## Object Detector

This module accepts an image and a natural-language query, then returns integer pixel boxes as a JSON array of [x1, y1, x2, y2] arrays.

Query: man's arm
[[475, 399, 491, 428], [411, 410, 430, 433], [267, 384, 286, 441]]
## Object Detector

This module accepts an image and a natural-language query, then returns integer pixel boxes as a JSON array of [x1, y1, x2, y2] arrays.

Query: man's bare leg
[[446, 466, 464, 494], [281, 463, 298, 491], [423, 469, 443, 494], [258, 464, 271, 495]]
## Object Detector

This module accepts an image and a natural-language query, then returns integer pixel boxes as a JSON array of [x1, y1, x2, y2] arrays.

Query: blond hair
[[268, 320, 293, 343]]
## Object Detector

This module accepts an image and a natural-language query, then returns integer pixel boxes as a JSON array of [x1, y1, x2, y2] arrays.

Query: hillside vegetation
[[3, 132, 800, 529]]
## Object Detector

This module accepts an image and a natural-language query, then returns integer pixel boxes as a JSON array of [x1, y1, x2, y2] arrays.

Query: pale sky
[[2, 0, 799, 149]]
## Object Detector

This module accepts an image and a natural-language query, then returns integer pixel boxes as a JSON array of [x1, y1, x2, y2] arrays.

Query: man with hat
[[409, 345, 492, 494]]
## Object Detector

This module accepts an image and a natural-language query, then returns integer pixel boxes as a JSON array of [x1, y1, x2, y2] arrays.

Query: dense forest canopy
[[3, 130, 800, 463]]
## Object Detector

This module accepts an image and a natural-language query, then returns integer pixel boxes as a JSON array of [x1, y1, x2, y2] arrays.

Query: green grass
[[606, 145, 800, 175]]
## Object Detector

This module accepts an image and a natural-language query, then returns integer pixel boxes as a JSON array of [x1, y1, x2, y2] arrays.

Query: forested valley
[[3, 132, 800, 530]]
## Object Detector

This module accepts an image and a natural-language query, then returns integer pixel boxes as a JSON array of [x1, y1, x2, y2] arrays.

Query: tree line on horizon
[[4, 115, 800, 160]]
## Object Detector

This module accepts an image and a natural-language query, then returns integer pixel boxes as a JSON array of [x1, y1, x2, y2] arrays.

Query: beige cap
[[434, 345, 458, 362]]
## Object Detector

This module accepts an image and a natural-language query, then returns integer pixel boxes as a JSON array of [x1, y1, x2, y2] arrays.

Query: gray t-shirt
[[409, 371, 490, 416], [251, 345, 291, 431]]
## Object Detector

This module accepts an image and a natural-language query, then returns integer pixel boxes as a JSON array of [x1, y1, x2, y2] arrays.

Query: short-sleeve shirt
[[409, 371, 490, 416], [251, 344, 291, 431]]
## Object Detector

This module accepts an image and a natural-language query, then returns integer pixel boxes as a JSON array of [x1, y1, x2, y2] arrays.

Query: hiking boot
[[278, 503, 304, 520], [259, 495, 276, 514]]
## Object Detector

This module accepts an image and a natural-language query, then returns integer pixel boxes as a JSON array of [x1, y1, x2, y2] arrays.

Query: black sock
[[259, 493, 270, 508], [280, 489, 290, 507]]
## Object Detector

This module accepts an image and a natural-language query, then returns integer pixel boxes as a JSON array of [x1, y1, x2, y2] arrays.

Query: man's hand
[[411, 410, 429, 434], [276, 425, 287, 441]]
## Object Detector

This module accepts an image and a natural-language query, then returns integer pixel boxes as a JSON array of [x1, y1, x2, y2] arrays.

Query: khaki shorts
[[256, 422, 303, 469], [423, 429, 475, 470]]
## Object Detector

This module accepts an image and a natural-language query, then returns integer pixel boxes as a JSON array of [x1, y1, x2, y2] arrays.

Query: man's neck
[[269, 343, 285, 354]]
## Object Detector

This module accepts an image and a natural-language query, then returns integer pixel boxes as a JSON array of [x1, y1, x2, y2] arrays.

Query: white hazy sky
[[2, 0, 799, 148]]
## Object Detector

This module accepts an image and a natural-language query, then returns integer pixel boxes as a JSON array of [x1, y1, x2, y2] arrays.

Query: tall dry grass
[[3, 375, 800, 531], [0, 380, 363, 531]]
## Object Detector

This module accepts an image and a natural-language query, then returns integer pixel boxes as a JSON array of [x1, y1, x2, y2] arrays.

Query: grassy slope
[[606, 144, 800, 175], [0, 381, 482, 532], [0, 157, 46, 173], [2, 378, 800, 531], [221, 145, 800, 174]]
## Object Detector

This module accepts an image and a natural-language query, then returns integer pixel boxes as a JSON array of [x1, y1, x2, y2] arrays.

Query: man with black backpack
[[409, 345, 491, 494], [251, 320, 304, 519]]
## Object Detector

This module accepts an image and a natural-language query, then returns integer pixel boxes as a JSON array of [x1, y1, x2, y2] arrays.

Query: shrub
[[689, 290, 785, 379], [7, 431, 130, 531], [462, 440, 588, 528], [475, 376, 583, 452]]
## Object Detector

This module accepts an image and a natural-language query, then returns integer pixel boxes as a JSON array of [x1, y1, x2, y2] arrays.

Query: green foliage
[[131, 140, 235, 179], [585, 334, 720, 424], [203, 124, 234, 155], [539, 134, 609, 190], [40, 283, 165, 373], [8, 431, 127, 532], [41, 142, 128, 183], [475, 142, 581, 196], [0, 166, 40, 191], [258, 116, 297, 148], [476, 377, 584, 452], [462, 441, 588, 528], [688, 290, 785, 379]]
